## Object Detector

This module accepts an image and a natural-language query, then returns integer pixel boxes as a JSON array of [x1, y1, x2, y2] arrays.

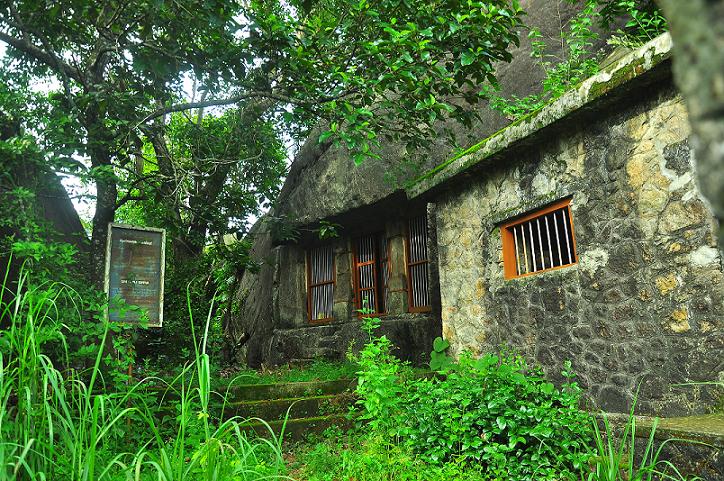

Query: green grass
[[217, 358, 359, 389], [289, 428, 489, 481], [0, 262, 290, 481]]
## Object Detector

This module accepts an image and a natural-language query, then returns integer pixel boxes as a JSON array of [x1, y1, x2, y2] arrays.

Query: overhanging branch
[[140, 87, 357, 125], [0, 29, 82, 84], [140, 91, 280, 124]]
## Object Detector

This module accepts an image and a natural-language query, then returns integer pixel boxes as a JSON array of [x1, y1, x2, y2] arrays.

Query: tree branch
[[0, 29, 82, 83], [115, 194, 148, 209], [114, 172, 157, 209], [140, 91, 280, 123], [140, 88, 357, 124]]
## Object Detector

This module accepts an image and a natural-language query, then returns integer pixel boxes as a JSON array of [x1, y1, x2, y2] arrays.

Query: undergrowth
[[292, 428, 488, 481], [329, 312, 703, 481], [0, 262, 288, 481]]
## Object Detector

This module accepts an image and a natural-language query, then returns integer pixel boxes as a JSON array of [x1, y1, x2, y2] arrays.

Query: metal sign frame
[[104, 223, 166, 327]]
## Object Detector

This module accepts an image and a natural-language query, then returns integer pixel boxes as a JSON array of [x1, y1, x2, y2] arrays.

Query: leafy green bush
[[348, 313, 411, 437], [401, 353, 592, 480], [351, 318, 592, 480]]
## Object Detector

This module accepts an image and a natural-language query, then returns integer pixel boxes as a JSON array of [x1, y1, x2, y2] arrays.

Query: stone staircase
[[216, 378, 357, 440]]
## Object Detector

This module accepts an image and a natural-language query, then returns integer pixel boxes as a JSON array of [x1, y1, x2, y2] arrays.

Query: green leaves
[[460, 51, 476, 66], [351, 314, 409, 436], [315, 220, 342, 240], [432, 337, 450, 353], [2, 0, 524, 283], [429, 336, 453, 371], [258, 0, 523, 161], [496, 416, 507, 430], [378, 351, 593, 479]]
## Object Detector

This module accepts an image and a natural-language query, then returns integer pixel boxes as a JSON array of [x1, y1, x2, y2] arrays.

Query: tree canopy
[[0, 0, 524, 287]]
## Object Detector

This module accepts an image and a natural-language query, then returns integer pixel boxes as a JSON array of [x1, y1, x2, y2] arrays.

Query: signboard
[[104, 223, 166, 327]]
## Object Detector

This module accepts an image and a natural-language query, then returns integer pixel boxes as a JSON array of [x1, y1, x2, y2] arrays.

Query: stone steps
[[224, 378, 356, 402], [237, 414, 354, 440], [211, 378, 358, 441], [225, 393, 353, 420]]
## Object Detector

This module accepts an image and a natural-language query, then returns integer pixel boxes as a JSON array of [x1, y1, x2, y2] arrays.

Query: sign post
[[104, 223, 166, 327]]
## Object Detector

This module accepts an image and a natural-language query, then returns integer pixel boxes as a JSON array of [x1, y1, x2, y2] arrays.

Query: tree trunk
[[657, 0, 724, 250], [90, 174, 117, 290], [85, 107, 118, 290]]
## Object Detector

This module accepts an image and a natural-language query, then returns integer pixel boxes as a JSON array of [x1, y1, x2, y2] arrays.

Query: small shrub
[[400, 353, 592, 480], [349, 312, 410, 437], [352, 320, 592, 480]]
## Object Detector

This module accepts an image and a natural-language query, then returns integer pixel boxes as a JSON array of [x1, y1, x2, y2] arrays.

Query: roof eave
[[406, 32, 674, 200]]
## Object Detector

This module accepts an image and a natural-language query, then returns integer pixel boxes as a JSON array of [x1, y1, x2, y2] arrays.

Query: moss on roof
[[405, 33, 673, 199]]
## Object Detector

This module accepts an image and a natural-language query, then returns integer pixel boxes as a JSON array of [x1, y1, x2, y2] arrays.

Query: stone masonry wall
[[434, 85, 723, 416]]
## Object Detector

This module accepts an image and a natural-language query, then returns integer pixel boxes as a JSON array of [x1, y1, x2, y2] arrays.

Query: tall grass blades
[[586, 399, 701, 481], [131, 289, 290, 481], [0, 262, 291, 480], [0, 262, 137, 480]]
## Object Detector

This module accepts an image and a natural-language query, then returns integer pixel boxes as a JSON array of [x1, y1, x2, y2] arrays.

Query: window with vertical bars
[[406, 215, 431, 312], [354, 234, 389, 315], [307, 245, 335, 323], [502, 199, 577, 279]]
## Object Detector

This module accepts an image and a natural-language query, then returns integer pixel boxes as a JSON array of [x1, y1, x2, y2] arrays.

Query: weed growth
[[586, 401, 698, 481], [0, 263, 289, 480], [487, 0, 667, 120]]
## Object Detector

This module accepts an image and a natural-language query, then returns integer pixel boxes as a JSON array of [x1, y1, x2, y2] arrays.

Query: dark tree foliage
[[0, 0, 524, 287], [0, 0, 526, 362]]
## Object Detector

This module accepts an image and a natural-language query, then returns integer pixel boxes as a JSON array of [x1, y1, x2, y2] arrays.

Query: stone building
[[232, 33, 723, 416]]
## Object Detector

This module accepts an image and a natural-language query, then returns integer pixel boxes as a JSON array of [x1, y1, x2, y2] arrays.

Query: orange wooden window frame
[[306, 247, 336, 324], [405, 216, 432, 313], [352, 234, 389, 317], [501, 198, 579, 280]]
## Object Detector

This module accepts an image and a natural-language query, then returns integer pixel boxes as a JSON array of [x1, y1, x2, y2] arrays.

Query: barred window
[[307, 245, 335, 323], [354, 234, 389, 315], [502, 199, 577, 279], [406, 215, 431, 312]]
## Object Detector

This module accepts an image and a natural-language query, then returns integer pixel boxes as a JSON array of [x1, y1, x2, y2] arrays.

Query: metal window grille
[[380, 236, 390, 311], [407, 215, 431, 311], [308, 245, 335, 322], [354, 234, 389, 314], [503, 201, 577, 279]]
